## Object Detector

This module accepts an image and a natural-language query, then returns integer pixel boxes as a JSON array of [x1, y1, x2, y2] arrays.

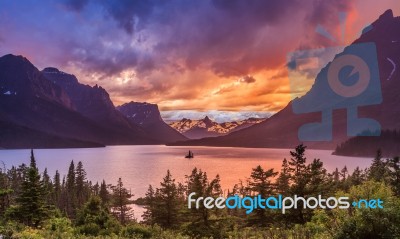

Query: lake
[[0, 145, 373, 220]]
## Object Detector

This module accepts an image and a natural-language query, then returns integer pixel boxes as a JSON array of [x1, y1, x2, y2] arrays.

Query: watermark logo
[[188, 193, 384, 214], [287, 12, 382, 141]]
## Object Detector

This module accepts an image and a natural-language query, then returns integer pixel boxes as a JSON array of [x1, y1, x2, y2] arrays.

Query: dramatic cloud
[[239, 75, 256, 84], [0, 0, 398, 119]]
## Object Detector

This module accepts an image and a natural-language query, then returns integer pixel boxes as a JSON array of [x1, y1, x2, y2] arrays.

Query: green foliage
[[76, 161, 89, 209], [121, 223, 153, 238], [0, 146, 400, 238], [307, 180, 400, 239], [369, 149, 389, 182], [110, 178, 133, 225], [185, 168, 222, 226], [246, 165, 278, 226], [276, 158, 290, 195], [144, 170, 184, 229], [99, 179, 110, 206], [7, 150, 49, 227], [387, 156, 400, 196], [76, 196, 120, 236], [65, 160, 76, 218]]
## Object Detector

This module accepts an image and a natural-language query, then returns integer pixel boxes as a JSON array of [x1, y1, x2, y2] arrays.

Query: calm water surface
[[0, 145, 372, 220]]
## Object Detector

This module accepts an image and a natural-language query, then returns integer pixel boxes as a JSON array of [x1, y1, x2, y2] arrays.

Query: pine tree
[[143, 185, 156, 225], [13, 150, 49, 227], [289, 144, 307, 177], [93, 182, 100, 196], [333, 168, 340, 182], [75, 161, 88, 209], [7, 164, 26, 203], [369, 149, 388, 182], [99, 180, 110, 206], [53, 170, 61, 208], [349, 166, 365, 186], [288, 144, 310, 224], [186, 168, 222, 226], [76, 196, 120, 236], [276, 158, 290, 195], [156, 170, 180, 228], [0, 162, 11, 216], [110, 178, 133, 225], [387, 156, 400, 196], [42, 168, 54, 205], [65, 160, 76, 218], [247, 165, 278, 225], [340, 166, 348, 181], [307, 159, 327, 195], [144, 171, 185, 229]]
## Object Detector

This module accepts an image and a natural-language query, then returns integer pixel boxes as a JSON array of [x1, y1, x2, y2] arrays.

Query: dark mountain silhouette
[[0, 119, 103, 149], [169, 116, 266, 139], [170, 9, 400, 150], [0, 55, 156, 148], [333, 130, 400, 158], [41, 67, 148, 140], [116, 101, 187, 143]]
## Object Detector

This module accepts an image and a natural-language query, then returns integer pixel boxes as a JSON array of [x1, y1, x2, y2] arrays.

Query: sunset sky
[[0, 0, 398, 122]]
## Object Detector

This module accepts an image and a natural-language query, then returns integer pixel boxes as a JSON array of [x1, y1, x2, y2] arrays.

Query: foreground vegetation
[[0, 145, 399, 238]]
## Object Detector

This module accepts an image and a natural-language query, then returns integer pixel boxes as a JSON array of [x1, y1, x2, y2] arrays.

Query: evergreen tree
[[0, 162, 11, 216], [143, 185, 156, 225], [75, 161, 89, 209], [155, 170, 180, 228], [247, 165, 277, 225], [387, 156, 400, 196], [340, 166, 348, 181], [307, 159, 328, 195], [186, 168, 222, 226], [276, 158, 290, 195], [42, 168, 54, 205], [7, 164, 26, 203], [99, 180, 110, 206], [53, 170, 61, 208], [76, 196, 120, 236], [288, 144, 310, 223], [369, 149, 388, 181], [92, 182, 100, 196], [10, 150, 49, 227], [289, 144, 307, 178], [349, 166, 365, 186], [330, 167, 341, 190], [65, 160, 76, 218], [333, 168, 340, 182], [110, 178, 133, 225]]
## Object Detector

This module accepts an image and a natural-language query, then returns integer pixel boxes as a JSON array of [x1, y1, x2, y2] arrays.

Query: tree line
[[334, 129, 400, 157], [0, 145, 399, 238], [139, 144, 400, 238], [0, 150, 133, 236]]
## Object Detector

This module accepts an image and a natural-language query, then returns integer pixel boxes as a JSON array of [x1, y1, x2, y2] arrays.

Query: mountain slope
[[116, 102, 187, 143], [0, 119, 103, 149], [171, 9, 400, 149], [41, 67, 152, 142], [333, 130, 400, 157], [0, 55, 155, 148]]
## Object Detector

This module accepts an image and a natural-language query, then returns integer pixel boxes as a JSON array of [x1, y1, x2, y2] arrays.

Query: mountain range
[[170, 9, 400, 151], [169, 116, 266, 139], [0, 57, 185, 148]]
